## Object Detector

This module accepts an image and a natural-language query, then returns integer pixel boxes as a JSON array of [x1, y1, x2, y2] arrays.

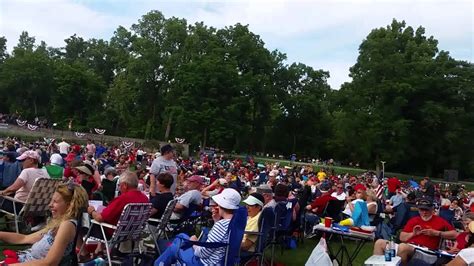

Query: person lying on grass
[[0, 182, 88, 265]]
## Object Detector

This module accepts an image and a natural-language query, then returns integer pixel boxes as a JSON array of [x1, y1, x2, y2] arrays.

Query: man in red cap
[[171, 175, 203, 220]]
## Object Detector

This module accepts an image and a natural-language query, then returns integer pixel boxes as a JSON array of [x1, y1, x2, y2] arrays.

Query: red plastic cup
[[324, 217, 333, 228]]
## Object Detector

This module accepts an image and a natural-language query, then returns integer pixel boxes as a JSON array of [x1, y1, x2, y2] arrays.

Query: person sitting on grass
[[0, 182, 88, 265]]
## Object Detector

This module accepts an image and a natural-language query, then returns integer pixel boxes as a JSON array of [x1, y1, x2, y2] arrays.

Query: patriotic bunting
[[27, 124, 38, 131], [94, 128, 106, 135], [75, 132, 86, 138], [122, 141, 134, 149], [16, 119, 27, 127], [175, 138, 185, 144]]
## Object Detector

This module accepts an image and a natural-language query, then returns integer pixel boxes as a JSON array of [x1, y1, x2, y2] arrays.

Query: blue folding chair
[[174, 206, 248, 265], [439, 208, 455, 225], [168, 203, 201, 236], [270, 200, 297, 265], [240, 206, 275, 265]]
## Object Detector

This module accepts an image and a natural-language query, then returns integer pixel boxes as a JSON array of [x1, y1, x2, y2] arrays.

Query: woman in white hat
[[155, 188, 241, 266]]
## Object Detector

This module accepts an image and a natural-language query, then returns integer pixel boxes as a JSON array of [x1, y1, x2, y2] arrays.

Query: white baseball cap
[[212, 188, 241, 210], [243, 195, 264, 207]]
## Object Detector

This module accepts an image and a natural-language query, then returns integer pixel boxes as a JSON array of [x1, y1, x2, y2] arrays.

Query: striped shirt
[[195, 218, 231, 265]]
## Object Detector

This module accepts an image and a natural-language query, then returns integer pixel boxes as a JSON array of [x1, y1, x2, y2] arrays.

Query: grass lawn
[[267, 236, 373, 265]]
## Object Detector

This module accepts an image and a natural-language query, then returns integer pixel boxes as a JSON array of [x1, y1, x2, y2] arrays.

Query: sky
[[0, 0, 472, 89]]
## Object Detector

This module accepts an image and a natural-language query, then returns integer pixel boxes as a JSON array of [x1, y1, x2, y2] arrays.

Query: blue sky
[[0, 0, 472, 89]]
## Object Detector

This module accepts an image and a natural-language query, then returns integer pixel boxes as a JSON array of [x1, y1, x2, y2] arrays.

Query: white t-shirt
[[458, 247, 474, 265], [57, 142, 70, 154], [171, 189, 202, 219], [342, 199, 363, 217], [331, 191, 347, 201], [150, 156, 178, 194], [15, 168, 50, 202]]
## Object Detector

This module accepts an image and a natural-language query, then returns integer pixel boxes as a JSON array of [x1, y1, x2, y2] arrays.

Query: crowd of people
[[1, 136, 474, 265]]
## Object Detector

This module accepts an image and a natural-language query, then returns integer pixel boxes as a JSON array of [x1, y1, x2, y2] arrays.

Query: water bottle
[[384, 242, 392, 262], [390, 236, 396, 257]]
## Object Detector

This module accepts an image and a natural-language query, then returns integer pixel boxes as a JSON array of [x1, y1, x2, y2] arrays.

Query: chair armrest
[[148, 218, 161, 223], [244, 231, 263, 236], [91, 219, 117, 230], [1, 195, 24, 204], [177, 236, 227, 250]]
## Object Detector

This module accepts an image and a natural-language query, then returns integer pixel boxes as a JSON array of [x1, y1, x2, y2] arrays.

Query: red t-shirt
[[387, 178, 401, 193], [101, 190, 149, 225], [403, 215, 454, 249], [456, 232, 469, 249], [310, 193, 336, 216]]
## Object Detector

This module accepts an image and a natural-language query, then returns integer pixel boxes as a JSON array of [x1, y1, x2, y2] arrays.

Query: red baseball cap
[[353, 184, 367, 191]]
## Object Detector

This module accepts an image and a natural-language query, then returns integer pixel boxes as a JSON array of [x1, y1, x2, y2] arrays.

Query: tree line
[[0, 11, 473, 178]]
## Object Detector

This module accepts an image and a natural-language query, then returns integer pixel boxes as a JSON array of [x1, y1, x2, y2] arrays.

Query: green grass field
[[264, 236, 373, 265]]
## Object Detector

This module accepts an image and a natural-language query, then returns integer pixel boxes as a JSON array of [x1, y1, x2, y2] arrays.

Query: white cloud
[[0, 0, 131, 48]]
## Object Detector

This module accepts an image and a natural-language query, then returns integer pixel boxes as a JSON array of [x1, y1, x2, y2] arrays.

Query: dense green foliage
[[0, 13, 472, 178]]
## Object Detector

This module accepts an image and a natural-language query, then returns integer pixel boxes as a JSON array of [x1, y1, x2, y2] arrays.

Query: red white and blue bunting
[[16, 119, 27, 127], [175, 138, 185, 144], [122, 141, 134, 149], [94, 128, 106, 135], [27, 124, 38, 131], [75, 132, 86, 138]]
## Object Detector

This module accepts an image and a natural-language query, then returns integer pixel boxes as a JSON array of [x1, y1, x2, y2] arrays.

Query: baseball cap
[[320, 182, 331, 192], [417, 198, 434, 210], [16, 150, 40, 161], [256, 184, 273, 194], [187, 175, 204, 185], [353, 184, 367, 191], [243, 193, 264, 207], [212, 188, 241, 210], [50, 153, 63, 165]]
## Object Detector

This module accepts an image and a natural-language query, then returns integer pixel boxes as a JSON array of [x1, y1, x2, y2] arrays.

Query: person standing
[[149, 144, 178, 196], [57, 139, 70, 157]]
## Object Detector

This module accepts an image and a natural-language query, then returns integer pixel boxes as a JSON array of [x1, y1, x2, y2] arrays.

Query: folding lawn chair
[[0, 178, 61, 233], [175, 205, 248, 266], [240, 206, 275, 266], [79, 203, 152, 266], [148, 199, 178, 254]]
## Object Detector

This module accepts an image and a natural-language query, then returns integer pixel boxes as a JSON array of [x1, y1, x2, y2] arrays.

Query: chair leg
[[78, 224, 93, 257], [100, 226, 112, 266], [12, 202, 19, 233]]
